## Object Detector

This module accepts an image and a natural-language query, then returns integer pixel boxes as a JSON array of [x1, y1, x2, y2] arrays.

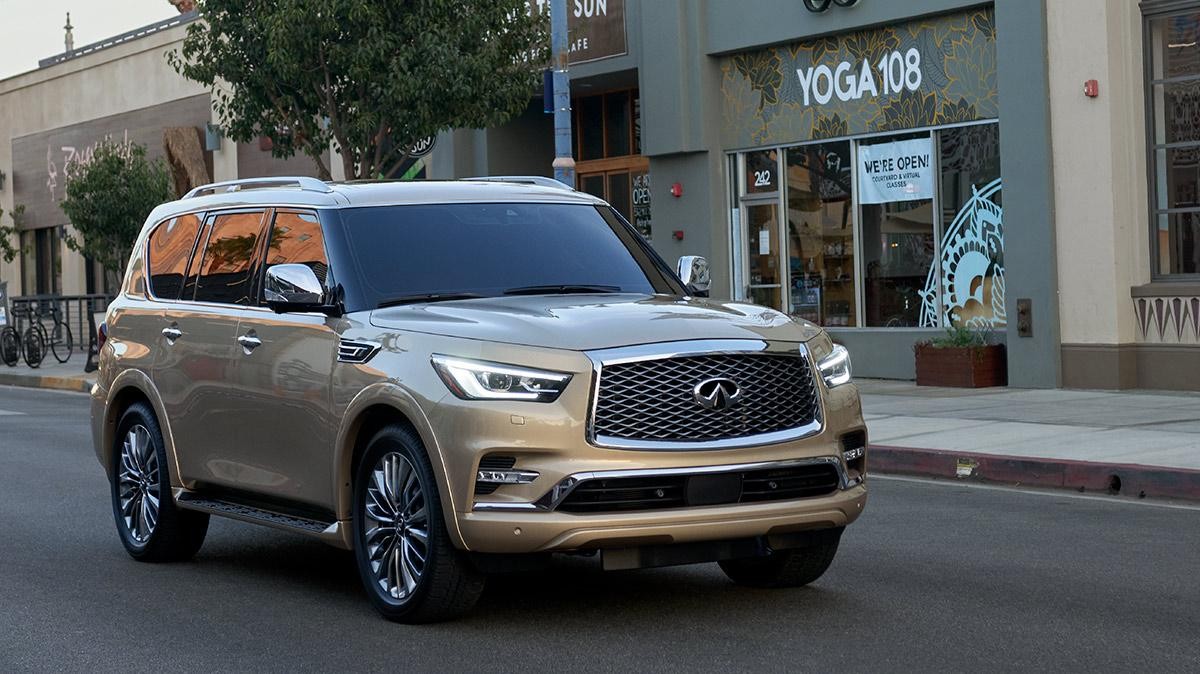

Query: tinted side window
[[261, 212, 329, 301], [193, 211, 266, 305], [147, 214, 202, 300]]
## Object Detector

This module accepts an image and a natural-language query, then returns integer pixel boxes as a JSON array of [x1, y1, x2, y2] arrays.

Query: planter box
[[914, 344, 1007, 388]]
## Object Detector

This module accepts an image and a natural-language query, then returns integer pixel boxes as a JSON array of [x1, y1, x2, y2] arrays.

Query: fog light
[[476, 469, 540, 485]]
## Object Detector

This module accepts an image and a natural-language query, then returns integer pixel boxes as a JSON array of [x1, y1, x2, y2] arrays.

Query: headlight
[[431, 355, 572, 402], [817, 344, 852, 387]]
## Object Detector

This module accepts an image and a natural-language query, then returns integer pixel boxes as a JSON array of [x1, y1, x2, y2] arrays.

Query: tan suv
[[92, 176, 868, 622]]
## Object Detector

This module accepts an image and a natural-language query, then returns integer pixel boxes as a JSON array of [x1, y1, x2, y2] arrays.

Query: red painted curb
[[869, 444, 1200, 502]]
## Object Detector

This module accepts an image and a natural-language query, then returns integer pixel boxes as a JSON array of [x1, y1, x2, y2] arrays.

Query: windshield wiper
[[377, 292, 485, 308], [501, 284, 623, 296]]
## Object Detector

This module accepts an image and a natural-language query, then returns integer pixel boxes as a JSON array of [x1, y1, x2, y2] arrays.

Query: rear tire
[[719, 529, 843, 588], [110, 402, 209, 562], [21, 326, 43, 368], [352, 423, 484, 623]]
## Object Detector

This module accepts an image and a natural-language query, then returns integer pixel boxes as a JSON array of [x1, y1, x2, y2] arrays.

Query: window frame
[[144, 211, 206, 302], [1143, 1, 1200, 280], [251, 208, 334, 307], [184, 208, 271, 308]]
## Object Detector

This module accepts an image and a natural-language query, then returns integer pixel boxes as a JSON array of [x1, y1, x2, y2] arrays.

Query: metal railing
[[8, 294, 114, 360]]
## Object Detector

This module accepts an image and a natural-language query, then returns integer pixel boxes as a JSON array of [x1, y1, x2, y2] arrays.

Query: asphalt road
[[1, 385, 1198, 672]]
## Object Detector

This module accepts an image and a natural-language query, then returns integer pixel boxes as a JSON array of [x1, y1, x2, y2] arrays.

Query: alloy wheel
[[363, 452, 430, 602], [118, 424, 160, 543]]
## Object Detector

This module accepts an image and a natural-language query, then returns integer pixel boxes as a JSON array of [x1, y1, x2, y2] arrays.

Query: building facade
[[1, 0, 1197, 389]]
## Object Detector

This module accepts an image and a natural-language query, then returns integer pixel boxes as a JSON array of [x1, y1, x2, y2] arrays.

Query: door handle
[[237, 334, 262, 352], [162, 327, 182, 342]]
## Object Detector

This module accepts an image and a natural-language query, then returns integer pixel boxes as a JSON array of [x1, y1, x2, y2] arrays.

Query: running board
[[175, 491, 350, 548]]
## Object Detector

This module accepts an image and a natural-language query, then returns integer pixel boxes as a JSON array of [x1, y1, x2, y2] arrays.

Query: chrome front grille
[[591, 350, 821, 446]]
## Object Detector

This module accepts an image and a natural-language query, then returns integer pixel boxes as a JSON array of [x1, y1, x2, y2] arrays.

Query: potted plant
[[914, 326, 1007, 388]]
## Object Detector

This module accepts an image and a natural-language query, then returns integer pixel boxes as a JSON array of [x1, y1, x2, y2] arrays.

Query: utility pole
[[550, 0, 575, 187]]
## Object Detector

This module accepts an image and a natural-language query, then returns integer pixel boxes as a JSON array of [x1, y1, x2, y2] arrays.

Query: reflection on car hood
[[368, 294, 821, 351]]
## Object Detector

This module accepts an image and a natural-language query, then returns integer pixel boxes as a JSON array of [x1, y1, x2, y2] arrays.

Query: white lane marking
[[871, 473, 1200, 512], [0, 409, 25, 416]]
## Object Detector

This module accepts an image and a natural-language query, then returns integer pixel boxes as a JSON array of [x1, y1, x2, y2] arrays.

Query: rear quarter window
[[146, 214, 202, 300]]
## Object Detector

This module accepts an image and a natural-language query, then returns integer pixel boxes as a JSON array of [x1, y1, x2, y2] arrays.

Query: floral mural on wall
[[720, 8, 998, 149]]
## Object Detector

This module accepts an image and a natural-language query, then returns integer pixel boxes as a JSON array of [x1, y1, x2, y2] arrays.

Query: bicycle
[[8, 303, 44, 368], [26, 300, 74, 365]]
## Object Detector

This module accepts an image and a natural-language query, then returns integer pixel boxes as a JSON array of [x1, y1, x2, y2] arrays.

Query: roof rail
[[463, 176, 574, 190], [183, 176, 333, 199]]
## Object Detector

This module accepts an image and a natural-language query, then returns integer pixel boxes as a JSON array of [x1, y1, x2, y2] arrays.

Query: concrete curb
[[871, 444, 1200, 502], [0, 370, 93, 393]]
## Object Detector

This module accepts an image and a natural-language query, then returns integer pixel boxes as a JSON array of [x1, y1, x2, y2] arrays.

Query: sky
[[0, 0, 176, 79]]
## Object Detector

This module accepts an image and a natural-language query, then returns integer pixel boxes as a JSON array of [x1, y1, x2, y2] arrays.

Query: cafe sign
[[528, 0, 627, 64], [720, 7, 997, 148]]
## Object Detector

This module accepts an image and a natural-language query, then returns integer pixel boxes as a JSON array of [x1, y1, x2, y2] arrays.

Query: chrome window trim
[[583, 339, 824, 450], [471, 456, 857, 512]]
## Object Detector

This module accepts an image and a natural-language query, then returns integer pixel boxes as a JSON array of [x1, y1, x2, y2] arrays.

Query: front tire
[[719, 528, 843, 588], [110, 402, 209, 562], [353, 424, 484, 623], [50, 322, 73, 363]]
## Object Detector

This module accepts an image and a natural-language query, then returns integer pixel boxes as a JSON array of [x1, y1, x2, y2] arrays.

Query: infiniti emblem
[[693, 377, 742, 411]]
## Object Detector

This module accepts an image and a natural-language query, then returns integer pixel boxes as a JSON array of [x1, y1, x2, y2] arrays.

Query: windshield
[[337, 203, 680, 309]]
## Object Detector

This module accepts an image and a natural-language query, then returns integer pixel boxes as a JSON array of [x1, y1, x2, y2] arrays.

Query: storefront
[[719, 8, 1003, 335]]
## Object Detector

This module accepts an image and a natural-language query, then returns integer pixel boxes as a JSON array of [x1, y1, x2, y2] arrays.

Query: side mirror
[[676, 255, 711, 297], [264, 264, 333, 313]]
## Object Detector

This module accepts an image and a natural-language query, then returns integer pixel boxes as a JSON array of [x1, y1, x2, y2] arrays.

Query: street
[[1, 384, 1198, 672]]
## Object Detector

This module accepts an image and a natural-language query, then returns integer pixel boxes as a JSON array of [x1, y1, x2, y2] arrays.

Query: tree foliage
[[0, 205, 27, 265], [60, 142, 174, 274], [170, 0, 548, 180]]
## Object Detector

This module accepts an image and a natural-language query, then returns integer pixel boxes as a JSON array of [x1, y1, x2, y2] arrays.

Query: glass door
[[741, 201, 783, 309]]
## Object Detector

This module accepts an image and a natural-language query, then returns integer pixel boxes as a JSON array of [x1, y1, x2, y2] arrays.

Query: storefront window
[[575, 88, 649, 237], [784, 142, 855, 326], [745, 149, 779, 194], [936, 123, 1004, 328], [858, 133, 935, 327], [1147, 10, 1200, 275], [730, 122, 1002, 329]]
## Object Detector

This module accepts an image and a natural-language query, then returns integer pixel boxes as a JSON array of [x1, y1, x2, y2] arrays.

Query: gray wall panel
[[705, 0, 989, 55], [994, 0, 1060, 388]]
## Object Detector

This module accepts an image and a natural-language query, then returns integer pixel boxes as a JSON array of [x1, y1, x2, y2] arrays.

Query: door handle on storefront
[[237, 334, 262, 352], [161, 326, 182, 342]]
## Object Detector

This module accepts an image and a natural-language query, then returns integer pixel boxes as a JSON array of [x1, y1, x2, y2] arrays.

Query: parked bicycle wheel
[[0, 326, 19, 367], [22, 326, 44, 368], [50, 321, 73, 364]]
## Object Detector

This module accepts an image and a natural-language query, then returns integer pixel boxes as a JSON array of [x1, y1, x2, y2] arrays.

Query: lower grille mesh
[[556, 462, 840, 513]]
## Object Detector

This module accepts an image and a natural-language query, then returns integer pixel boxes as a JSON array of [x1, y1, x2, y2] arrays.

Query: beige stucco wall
[[1047, 0, 1150, 345], [0, 21, 225, 296]]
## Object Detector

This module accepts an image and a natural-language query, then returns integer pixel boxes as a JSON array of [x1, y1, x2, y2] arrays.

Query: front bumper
[[459, 481, 867, 553]]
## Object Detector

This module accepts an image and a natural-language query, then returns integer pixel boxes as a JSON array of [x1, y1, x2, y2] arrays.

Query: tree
[[170, 0, 548, 180], [0, 205, 26, 264], [60, 141, 174, 276]]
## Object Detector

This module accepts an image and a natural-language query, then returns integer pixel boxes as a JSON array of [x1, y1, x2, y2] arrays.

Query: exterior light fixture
[[803, 0, 860, 12]]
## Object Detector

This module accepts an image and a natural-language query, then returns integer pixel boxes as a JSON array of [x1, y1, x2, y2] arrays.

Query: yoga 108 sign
[[796, 48, 923, 106]]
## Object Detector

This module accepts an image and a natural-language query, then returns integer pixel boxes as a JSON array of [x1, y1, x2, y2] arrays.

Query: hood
[[369, 294, 821, 351]]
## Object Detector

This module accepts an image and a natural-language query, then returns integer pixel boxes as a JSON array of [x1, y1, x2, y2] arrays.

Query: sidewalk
[[861, 379, 1200, 501], [0, 359, 95, 393]]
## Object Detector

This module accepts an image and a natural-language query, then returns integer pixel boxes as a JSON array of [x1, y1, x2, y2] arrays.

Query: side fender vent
[[338, 339, 381, 364]]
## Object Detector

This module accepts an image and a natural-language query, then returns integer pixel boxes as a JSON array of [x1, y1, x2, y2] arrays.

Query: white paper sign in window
[[857, 138, 935, 204]]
